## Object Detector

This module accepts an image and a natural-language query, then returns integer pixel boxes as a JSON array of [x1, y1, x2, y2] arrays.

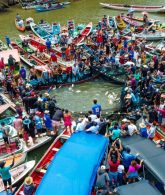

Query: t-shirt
[[128, 124, 137, 136], [122, 151, 136, 168], [118, 165, 124, 173], [13, 118, 22, 131], [92, 104, 102, 115], [108, 160, 120, 172], [0, 166, 11, 180], [44, 114, 52, 129], [34, 115, 42, 129], [95, 171, 110, 188], [128, 164, 141, 173], [111, 129, 121, 141]]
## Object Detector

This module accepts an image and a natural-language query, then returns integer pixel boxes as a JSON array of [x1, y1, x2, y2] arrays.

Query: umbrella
[[128, 8, 135, 13], [142, 11, 148, 15]]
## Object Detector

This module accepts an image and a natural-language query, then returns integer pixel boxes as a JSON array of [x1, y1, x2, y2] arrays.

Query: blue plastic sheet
[[36, 132, 108, 195]]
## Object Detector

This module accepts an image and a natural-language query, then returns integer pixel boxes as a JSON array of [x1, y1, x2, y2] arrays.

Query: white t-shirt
[[118, 165, 124, 173], [128, 124, 137, 136], [147, 126, 156, 138], [89, 114, 97, 121]]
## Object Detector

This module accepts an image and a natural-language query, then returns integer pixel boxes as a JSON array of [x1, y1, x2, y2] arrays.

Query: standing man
[[92, 99, 102, 116], [45, 39, 51, 53], [20, 66, 26, 80], [5, 36, 11, 47], [0, 156, 15, 193]]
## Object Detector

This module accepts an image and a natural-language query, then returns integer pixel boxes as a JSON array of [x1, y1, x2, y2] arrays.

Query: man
[[46, 39, 51, 53], [72, 63, 79, 81], [127, 121, 139, 136], [0, 122, 9, 147], [92, 99, 102, 115], [20, 66, 26, 80], [8, 55, 16, 72], [50, 52, 57, 67], [86, 122, 99, 134], [52, 109, 64, 135], [34, 111, 43, 137], [5, 36, 11, 47], [0, 156, 15, 193], [13, 115, 23, 137], [44, 110, 53, 135], [95, 165, 110, 195]]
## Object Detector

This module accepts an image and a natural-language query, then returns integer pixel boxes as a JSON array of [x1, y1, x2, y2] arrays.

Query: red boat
[[121, 16, 143, 27], [73, 22, 93, 45], [15, 130, 70, 195]]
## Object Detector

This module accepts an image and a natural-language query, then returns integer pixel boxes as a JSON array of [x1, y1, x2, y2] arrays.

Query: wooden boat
[[125, 15, 159, 23], [0, 160, 35, 193], [0, 125, 17, 139], [22, 135, 52, 153], [52, 22, 61, 35], [156, 41, 165, 52], [30, 22, 52, 41], [135, 31, 165, 40], [121, 16, 143, 27], [25, 17, 34, 30], [0, 40, 8, 51], [3, 152, 27, 168], [100, 3, 165, 13], [36, 3, 64, 12], [0, 117, 15, 126], [15, 19, 25, 32], [21, 0, 57, 9], [115, 16, 127, 30], [15, 130, 70, 195], [73, 22, 93, 45], [0, 138, 23, 160], [38, 20, 53, 34]]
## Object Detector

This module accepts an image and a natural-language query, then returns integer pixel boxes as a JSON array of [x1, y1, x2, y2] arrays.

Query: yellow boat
[[115, 15, 126, 30]]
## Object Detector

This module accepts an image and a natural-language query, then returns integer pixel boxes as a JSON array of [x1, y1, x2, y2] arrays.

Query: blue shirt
[[44, 114, 52, 129], [46, 40, 51, 49], [92, 104, 102, 115], [20, 68, 26, 79], [111, 129, 121, 140], [34, 115, 42, 129], [0, 166, 11, 180], [122, 151, 136, 168]]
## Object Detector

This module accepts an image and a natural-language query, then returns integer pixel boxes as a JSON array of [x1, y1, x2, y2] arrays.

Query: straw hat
[[24, 176, 33, 185], [44, 110, 49, 114], [139, 123, 146, 128], [122, 118, 129, 122], [44, 93, 50, 97]]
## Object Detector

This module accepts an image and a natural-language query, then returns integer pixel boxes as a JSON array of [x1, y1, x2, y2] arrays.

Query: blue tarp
[[35, 132, 108, 195]]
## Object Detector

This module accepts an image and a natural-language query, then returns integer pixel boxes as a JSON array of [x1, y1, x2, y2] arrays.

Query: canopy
[[36, 132, 108, 195], [116, 180, 161, 195], [121, 135, 165, 185]]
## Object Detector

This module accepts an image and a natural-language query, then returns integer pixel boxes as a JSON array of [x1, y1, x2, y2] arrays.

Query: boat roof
[[121, 135, 165, 185], [0, 49, 20, 65], [116, 180, 161, 195], [35, 132, 108, 195]]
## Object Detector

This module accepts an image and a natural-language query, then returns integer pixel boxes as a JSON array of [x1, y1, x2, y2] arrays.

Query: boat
[[21, 0, 57, 9], [125, 15, 159, 23], [3, 152, 27, 168], [121, 15, 143, 27], [0, 138, 23, 160], [0, 125, 17, 139], [52, 22, 61, 35], [25, 17, 34, 30], [36, 3, 64, 12], [15, 130, 70, 195], [135, 31, 165, 40], [0, 160, 35, 193], [35, 132, 108, 195], [0, 117, 15, 127], [100, 3, 165, 13], [30, 22, 52, 41], [22, 135, 52, 153], [15, 19, 25, 32], [156, 41, 165, 52], [73, 22, 93, 45], [0, 40, 8, 51], [115, 15, 127, 30], [38, 20, 53, 34]]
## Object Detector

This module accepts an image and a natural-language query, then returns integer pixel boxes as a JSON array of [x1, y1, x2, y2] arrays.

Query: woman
[[63, 110, 72, 135], [127, 160, 143, 183]]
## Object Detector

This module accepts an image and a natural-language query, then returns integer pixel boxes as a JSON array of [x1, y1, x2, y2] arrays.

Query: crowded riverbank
[[0, 0, 165, 194]]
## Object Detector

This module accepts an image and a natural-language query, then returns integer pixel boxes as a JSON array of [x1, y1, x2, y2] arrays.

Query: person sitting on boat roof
[[86, 121, 100, 134], [16, 13, 21, 21], [0, 155, 15, 193], [23, 176, 36, 195], [50, 52, 57, 67]]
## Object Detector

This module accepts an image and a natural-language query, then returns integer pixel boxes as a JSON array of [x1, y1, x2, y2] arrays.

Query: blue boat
[[36, 3, 64, 12], [52, 22, 61, 35], [0, 117, 15, 127], [35, 132, 108, 195]]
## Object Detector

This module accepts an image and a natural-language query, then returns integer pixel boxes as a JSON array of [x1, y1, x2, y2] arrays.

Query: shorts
[[52, 120, 60, 127], [3, 178, 11, 186], [3, 136, 9, 144]]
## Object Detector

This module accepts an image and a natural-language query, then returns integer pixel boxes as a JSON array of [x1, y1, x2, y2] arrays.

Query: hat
[[44, 110, 49, 114], [24, 176, 33, 185], [0, 161, 5, 168], [35, 111, 41, 116], [38, 98, 42, 102], [100, 165, 106, 170], [122, 118, 129, 122], [44, 93, 50, 97], [23, 118, 31, 125], [139, 123, 146, 128]]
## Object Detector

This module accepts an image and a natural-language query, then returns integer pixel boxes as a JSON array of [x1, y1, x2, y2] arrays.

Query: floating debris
[[72, 84, 74, 88], [76, 90, 81, 93], [105, 91, 109, 96]]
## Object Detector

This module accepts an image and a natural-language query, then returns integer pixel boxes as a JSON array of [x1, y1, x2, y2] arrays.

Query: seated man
[[127, 121, 139, 136]]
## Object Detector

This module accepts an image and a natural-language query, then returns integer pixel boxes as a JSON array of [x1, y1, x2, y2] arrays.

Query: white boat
[[22, 135, 52, 153], [156, 41, 165, 52], [100, 3, 165, 13], [0, 160, 35, 193], [135, 31, 165, 40]]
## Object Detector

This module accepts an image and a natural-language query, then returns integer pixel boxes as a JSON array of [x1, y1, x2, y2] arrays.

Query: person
[[16, 13, 21, 21], [8, 54, 16, 72], [50, 52, 57, 67], [34, 111, 43, 137], [63, 109, 72, 135], [23, 176, 36, 195], [92, 99, 102, 116], [95, 165, 110, 195], [23, 118, 31, 146], [52, 109, 64, 135], [139, 122, 148, 138], [72, 63, 79, 81], [13, 114, 23, 137], [44, 110, 53, 135], [122, 147, 138, 172], [147, 122, 156, 140], [0, 122, 9, 147], [127, 121, 139, 136], [109, 124, 121, 143], [20, 66, 26, 80], [5, 36, 11, 47], [0, 156, 15, 193], [0, 57, 5, 70], [86, 121, 100, 134], [126, 160, 143, 183], [117, 164, 125, 186], [46, 39, 51, 53]]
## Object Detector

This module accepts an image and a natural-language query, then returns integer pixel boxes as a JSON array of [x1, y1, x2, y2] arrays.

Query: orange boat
[[15, 19, 25, 32]]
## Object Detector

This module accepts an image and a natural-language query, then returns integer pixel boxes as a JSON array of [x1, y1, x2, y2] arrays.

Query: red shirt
[[0, 59, 5, 70], [51, 54, 57, 62], [108, 160, 120, 172], [38, 45, 45, 52]]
